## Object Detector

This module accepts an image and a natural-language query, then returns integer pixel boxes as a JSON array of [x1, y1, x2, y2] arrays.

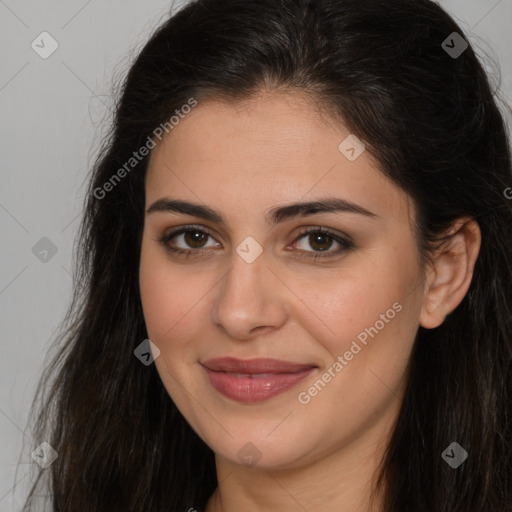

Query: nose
[[209, 248, 288, 341]]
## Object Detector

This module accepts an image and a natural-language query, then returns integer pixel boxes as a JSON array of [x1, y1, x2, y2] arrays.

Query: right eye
[[159, 225, 221, 256]]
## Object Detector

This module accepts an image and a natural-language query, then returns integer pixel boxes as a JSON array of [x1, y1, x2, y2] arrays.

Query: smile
[[201, 357, 317, 403]]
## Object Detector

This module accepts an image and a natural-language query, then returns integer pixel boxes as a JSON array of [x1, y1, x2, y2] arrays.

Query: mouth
[[201, 357, 317, 403]]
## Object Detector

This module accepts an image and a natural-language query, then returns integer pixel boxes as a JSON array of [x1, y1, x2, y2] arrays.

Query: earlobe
[[419, 218, 481, 329]]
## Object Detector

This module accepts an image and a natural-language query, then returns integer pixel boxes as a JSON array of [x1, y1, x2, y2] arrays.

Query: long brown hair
[[20, 0, 512, 510]]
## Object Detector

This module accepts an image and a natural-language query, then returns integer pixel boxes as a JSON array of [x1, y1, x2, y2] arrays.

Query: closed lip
[[201, 357, 317, 374]]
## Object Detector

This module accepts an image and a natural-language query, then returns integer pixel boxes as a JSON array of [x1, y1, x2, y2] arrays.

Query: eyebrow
[[146, 197, 377, 225]]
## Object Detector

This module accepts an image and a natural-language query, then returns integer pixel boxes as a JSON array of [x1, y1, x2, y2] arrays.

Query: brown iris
[[307, 233, 333, 251]]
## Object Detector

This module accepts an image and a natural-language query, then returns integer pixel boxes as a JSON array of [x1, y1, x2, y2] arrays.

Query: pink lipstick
[[201, 357, 316, 403]]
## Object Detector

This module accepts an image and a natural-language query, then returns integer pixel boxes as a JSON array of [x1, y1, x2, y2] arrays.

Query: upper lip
[[201, 357, 316, 374]]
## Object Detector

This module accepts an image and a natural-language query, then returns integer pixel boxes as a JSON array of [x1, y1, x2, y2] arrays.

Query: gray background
[[1, 0, 511, 509]]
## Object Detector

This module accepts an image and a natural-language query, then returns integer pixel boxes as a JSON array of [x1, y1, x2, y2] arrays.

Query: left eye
[[291, 228, 354, 256]]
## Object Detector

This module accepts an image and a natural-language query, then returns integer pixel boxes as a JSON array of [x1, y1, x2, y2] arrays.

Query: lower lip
[[203, 366, 316, 403]]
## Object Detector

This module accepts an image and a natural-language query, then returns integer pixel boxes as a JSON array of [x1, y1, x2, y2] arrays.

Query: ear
[[419, 217, 481, 329]]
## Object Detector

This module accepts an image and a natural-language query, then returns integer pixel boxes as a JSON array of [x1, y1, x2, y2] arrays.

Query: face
[[139, 90, 426, 470]]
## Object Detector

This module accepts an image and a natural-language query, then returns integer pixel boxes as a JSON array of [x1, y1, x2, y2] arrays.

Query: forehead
[[149, 90, 342, 164], [145, 90, 412, 226]]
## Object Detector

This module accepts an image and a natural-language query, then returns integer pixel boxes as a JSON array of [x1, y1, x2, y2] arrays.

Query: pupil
[[310, 233, 332, 251], [186, 231, 206, 247]]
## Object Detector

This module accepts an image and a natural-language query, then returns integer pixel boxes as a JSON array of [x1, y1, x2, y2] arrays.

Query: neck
[[205, 398, 399, 512]]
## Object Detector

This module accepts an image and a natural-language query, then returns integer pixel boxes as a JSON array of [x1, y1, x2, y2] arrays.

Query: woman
[[21, 0, 512, 510]]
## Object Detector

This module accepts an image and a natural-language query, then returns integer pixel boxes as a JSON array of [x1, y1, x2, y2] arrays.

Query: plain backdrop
[[1, 0, 511, 509]]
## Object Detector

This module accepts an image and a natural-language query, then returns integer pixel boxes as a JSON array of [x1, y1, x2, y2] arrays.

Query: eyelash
[[158, 224, 355, 260]]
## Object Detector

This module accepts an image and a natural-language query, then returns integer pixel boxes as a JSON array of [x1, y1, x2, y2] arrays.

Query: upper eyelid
[[163, 224, 218, 241]]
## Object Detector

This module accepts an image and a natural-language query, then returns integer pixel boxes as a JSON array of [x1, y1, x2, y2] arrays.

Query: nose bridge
[[210, 246, 287, 339]]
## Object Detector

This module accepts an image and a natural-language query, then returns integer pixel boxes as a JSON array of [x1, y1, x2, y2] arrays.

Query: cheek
[[139, 243, 223, 376], [287, 252, 421, 418], [139, 244, 198, 345], [286, 252, 417, 356], [291, 275, 418, 447]]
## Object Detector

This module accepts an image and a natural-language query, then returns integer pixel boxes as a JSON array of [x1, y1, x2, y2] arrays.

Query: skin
[[139, 89, 481, 512]]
